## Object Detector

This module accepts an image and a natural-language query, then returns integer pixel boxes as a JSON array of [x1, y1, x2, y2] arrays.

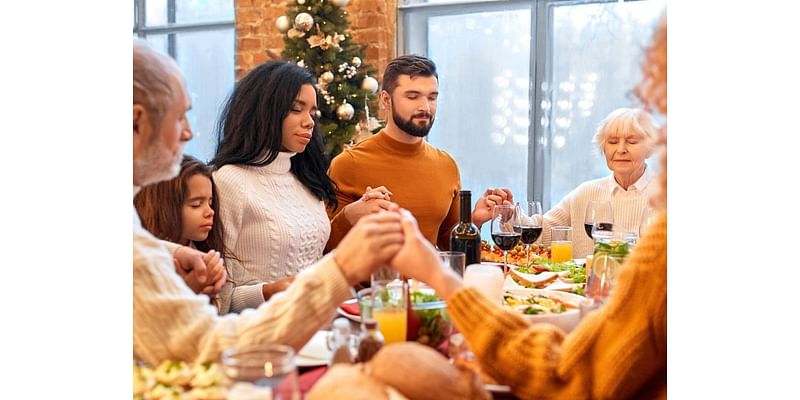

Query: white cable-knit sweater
[[539, 167, 657, 258], [213, 152, 331, 311], [133, 190, 352, 366]]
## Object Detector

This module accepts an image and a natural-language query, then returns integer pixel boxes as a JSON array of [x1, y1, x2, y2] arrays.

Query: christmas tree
[[275, 0, 383, 156]]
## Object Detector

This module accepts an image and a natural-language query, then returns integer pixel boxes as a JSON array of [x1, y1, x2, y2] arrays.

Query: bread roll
[[369, 342, 491, 400], [306, 364, 395, 400]]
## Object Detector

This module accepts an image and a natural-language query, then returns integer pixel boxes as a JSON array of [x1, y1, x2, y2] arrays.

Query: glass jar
[[221, 344, 299, 400], [585, 231, 637, 303]]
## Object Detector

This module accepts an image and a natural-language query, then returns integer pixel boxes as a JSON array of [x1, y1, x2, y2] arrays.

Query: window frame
[[398, 0, 651, 210], [132, 0, 235, 58]]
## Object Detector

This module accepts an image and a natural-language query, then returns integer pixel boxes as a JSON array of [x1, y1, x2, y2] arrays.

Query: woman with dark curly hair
[[210, 61, 338, 312]]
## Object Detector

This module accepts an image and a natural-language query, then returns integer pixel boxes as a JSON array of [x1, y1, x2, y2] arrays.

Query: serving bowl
[[503, 288, 584, 333]]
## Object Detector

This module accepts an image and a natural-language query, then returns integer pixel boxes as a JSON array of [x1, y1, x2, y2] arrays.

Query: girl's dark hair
[[134, 155, 231, 258], [209, 61, 337, 209]]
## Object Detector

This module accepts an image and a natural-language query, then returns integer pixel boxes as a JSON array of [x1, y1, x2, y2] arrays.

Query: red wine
[[492, 232, 521, 251], [450, 190, 481, 268], [586, 222, 614, 238], [513, 225, 542, 245]]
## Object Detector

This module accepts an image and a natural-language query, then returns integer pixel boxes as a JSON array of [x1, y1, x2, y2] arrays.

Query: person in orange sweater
[[388, 16, 668, 399], [326, 55, 513, 251]]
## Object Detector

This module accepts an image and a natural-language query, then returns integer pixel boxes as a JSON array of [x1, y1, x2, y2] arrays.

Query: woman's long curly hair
[[210, 61, 337, 209]]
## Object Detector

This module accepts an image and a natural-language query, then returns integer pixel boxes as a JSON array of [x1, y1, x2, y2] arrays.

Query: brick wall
[[235, 0, 397, 86]]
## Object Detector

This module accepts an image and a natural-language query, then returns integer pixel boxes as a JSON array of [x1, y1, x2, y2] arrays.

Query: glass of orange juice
[[550, 226, 573, 263], [371, 266, 407, 344]]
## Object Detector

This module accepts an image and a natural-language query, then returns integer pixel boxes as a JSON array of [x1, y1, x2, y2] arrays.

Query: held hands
[[343, 185, 395, 224], [471, 188, 514, 228], [261, 275, 296, 301], [173, 247, 227, 296], [334, 206, 405, 285], [389, 210, 464, 300]]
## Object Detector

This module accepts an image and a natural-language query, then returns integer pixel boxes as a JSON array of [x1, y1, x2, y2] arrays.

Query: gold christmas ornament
[[294, 13, 314, 31], [320, 71, 334, 84], [275, 16, 291, 33], [361, 76, 379, 94], [336, 102, 355, 120]]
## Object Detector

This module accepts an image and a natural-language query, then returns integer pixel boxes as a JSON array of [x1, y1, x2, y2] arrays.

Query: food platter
[[502, 287, 584, 333]]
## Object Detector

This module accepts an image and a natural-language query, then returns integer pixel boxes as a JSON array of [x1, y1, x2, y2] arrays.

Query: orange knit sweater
[[448, 212, 667, 399], [326, 130, 461, 251]]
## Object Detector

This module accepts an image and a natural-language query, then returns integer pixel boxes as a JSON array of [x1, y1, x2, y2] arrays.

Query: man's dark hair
[[381, 55, 438, 95]]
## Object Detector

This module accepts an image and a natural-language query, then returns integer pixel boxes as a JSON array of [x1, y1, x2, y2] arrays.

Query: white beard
[[134, 141, 182, 187]]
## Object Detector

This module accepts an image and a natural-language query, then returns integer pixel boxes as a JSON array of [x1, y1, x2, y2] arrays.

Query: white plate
[[296, 330, 331, 367], [336, 298, 361, 323], [504, 288, 584, 333]]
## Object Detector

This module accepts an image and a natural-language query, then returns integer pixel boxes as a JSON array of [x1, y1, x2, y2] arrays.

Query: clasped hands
[[173, 247, 227, 296], [344, 185, 513, 229], [333, 206, 463, 299]]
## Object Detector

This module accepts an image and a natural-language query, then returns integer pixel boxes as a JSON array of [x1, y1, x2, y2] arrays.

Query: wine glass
[[639, 205, 656, 238], [491, 204, 520, 274], [584, 200, 614, 240], [513, 201, 542, 268]]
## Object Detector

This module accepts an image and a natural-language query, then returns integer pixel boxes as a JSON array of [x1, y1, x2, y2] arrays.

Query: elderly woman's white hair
[[591, 107, 658, 156]]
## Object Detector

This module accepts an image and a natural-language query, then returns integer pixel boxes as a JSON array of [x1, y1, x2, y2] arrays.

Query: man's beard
[[392, 105, 435, 138], [134, 141, 182, 187]]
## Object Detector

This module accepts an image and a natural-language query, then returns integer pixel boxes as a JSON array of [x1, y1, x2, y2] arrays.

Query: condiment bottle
[[329, 318, 354, 365], [357, 319, 384, 362]]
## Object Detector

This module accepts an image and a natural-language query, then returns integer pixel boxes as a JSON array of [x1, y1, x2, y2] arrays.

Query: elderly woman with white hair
[[538, 107, 659, 257]]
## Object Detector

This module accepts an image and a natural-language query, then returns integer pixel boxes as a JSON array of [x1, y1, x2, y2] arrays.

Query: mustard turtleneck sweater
[[326, 130, 461, 251], [448, 211, 667, 399]]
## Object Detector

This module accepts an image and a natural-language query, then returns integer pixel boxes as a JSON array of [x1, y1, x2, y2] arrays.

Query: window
[[400, 0, 664, 236], [133, 0, 235, 163]]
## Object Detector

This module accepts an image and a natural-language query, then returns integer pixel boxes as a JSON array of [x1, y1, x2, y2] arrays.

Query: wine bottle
[[450, 190, 481, 269]]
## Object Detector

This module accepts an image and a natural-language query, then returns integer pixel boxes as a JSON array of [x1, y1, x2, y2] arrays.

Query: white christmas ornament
[[361, 76, 379, 93], [331, 0, 350, 6], [275, 16, 291, 33], [352, 57, 362, 67], [336, 102, 355, 120], [294, 13, 314, 31], [298, 0, 305, 4], [320, 71, 334, 84]]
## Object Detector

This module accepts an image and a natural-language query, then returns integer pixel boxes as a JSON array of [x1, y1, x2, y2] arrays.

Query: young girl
[[134, 155, 292, 314]]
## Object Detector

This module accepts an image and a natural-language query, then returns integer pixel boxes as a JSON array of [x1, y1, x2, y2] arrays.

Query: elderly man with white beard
[[132, 41, 406, 365]]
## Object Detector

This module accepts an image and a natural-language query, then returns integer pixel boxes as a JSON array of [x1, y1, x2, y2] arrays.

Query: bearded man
[[327, 55, 512, 252]]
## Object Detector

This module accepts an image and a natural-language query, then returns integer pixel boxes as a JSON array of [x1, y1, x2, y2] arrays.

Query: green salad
[[410, 291, 450, 348]]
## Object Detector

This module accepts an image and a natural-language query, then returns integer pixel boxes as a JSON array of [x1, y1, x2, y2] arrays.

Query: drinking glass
[[491, 204, 520, 273], [550, 226, 573, 263], [513, 201, 543, 268], [438, 251, 466, 277], [639, 205, 656, 238], [463, 263, 505, 304], [221, 344, 300, 400], [584, 200, 614, 240], [370, 266, 407, 344]]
